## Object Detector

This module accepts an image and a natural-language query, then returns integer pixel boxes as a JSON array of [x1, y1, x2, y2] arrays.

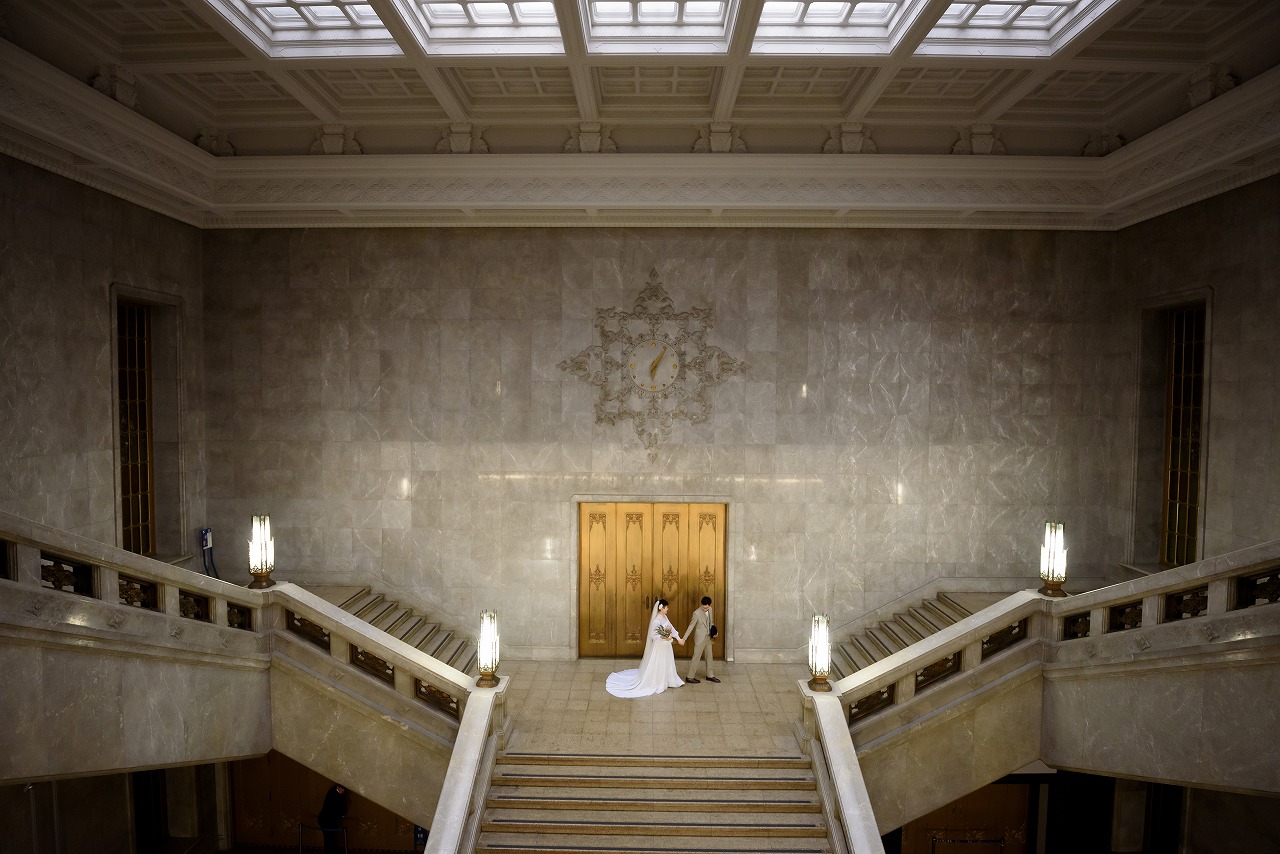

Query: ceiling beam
[[552, 0, 600, 122], [711, 0, 766, 122], [842, 0, 950, 122], [364, 0, 470, 122]]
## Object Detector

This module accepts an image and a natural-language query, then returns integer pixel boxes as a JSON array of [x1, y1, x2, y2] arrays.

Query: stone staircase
[[477, 753, 830, 854], [310, 585, 477, 675], [830, 591, 1005, 681]]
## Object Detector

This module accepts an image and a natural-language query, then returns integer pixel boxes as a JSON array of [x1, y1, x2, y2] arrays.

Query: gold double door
[[578, 502, 726, 660]]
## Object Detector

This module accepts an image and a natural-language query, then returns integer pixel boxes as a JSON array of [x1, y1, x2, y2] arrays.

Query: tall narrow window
[[1161, 304, 1205, 567], [118, 301, 155, 555]]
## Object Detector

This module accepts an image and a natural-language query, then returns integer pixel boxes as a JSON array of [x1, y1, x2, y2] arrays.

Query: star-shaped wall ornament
[[558, 268, 747, 457]]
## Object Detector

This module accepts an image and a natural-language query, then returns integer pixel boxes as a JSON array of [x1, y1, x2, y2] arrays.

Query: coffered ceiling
[[1, 0, 1278, 228]]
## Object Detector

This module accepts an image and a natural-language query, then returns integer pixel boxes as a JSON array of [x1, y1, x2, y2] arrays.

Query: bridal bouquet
[[655, 625, 672, 639]]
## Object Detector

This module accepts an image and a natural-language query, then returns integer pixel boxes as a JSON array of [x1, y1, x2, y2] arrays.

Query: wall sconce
[[247, 515, 275, 589], [1039, 521, 1067, 598], [476, 610, 500, 688], [808, 614, 832, 692]]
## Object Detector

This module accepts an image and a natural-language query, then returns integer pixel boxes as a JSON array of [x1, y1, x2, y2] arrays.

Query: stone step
[[491, 773, 815, 791], [497, 754, 811, 769], [480, 818, 828, 837], [476, 838, 830, 854], [302, 585, 476, 675], [486, 794, 820, 813]]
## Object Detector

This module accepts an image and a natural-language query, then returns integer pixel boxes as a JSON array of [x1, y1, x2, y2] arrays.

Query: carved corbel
[[1187, 64, 1237, 108], [309, 124, 363, 155], [195, 128, 236, 156], [693, 122, 747, 153], [1081, 129, 1125, 157], [823, 122, 878, 154], [564, 122, 617, 153], [436, 123, 490, 153], [90, 65, 139, 109], [952, 123, 1005, 155]]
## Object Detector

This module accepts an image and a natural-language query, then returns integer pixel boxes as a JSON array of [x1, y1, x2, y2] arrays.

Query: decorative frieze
[[436, 123, 489, 153]]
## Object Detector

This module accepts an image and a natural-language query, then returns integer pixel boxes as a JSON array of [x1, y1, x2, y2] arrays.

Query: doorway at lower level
[[578, 502, 726, 660]]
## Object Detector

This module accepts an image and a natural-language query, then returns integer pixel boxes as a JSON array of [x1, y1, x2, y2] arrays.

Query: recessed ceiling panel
[[735, 65, 877, 115], [446, 65, 579, 112], [596, 65, 717, 111], [869, 66, 1027, 118]]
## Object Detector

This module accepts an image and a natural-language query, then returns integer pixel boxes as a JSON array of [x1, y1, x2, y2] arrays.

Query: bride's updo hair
[[656, 599, 669, 609]]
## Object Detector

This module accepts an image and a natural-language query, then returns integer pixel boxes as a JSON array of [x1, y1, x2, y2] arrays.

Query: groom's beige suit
[[684, 606, 715, 680]]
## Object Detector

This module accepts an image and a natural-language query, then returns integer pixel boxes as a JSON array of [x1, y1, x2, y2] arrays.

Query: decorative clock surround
[[558, 269, 746, 456]]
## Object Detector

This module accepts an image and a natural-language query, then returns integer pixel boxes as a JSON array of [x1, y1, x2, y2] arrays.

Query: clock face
[[627, 339, 679, 391]]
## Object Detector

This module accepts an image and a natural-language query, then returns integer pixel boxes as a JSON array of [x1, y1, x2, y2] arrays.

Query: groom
[[683, 596, 719, 684]]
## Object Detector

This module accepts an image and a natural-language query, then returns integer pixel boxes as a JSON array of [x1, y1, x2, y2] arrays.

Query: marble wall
[[200, 225, 1134, 659], [0, 156, 206, 551]]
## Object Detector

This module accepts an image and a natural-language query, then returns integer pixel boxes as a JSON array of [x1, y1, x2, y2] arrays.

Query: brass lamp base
[[807, 674, 832, 692], [1038, 578, 1067, 597], [247, 573, 276, 589], [475, 671, 499, 688]]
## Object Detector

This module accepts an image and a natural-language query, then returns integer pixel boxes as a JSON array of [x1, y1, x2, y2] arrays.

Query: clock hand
[[648, 346, 668, 380]]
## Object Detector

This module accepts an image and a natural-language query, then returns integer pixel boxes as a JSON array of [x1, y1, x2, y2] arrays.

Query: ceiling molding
[[1, 40, 1278, 231]]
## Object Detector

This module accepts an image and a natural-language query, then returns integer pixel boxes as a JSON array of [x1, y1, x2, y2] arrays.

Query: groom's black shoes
[[706, 676, 721, 683], [685, 677, 700, 684]]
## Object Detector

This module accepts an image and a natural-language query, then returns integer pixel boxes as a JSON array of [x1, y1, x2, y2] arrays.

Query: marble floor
[[499, 658, 813, 757]]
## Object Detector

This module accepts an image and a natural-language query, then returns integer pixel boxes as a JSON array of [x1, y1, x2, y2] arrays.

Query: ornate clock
[[558, 268, 746, 455]]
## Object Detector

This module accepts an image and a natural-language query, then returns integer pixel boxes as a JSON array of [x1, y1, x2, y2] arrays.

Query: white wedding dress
[[605, 605, 685, 698]]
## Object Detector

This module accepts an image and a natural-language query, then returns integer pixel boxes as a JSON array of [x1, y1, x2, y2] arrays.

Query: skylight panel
[[918, 0, 1121, 56], [752, 0, 1117, 57], [581, 0, 735, 54], [204, 0, 563, 57]]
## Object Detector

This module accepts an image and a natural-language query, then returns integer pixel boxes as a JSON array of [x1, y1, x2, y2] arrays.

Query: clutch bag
[[709, 624, 718, 638]]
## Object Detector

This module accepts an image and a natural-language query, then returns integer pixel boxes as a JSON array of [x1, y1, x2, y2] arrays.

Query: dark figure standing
[[317, 783, 349, 854]]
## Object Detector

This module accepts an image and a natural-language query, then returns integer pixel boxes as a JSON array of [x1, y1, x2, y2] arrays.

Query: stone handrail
[[0, 511, 476, 719], [832, 538, 1280, 728], [425, 683, 508, 854], [799, 686, 885, 854]]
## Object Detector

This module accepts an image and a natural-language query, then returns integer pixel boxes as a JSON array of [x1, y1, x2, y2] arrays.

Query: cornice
[[1, 40, 1278, 231]]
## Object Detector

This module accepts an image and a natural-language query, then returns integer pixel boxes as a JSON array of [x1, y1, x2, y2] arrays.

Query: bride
[[605, 599, 685, 698]]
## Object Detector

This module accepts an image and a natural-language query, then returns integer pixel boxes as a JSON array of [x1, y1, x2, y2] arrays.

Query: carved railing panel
[[179, 590, 212, 622], [914, 652, 960, 693], [286, 610, 331, 652], [415, 678, 461, 719], [850, 685, 895, 724], [1235, 567, 1280, 609], [40, 553, 94, 596], [350, 645, 395, 685], [1107, 601, 1143, 633], [1062, 612, 1090, 640], [119, 574, 160, 611], [981, 618, 1028, 661], [1164, 586, 1208, 622], [228, 603, 253, 631]]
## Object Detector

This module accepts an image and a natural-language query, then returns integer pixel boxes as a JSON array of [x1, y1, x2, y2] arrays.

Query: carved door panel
[[578, 505, 615, 657], [654, 503, 691, 656], [616, 504, 654, 657], [689, 503, 726, 661], [579, 502, 724, 658]]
